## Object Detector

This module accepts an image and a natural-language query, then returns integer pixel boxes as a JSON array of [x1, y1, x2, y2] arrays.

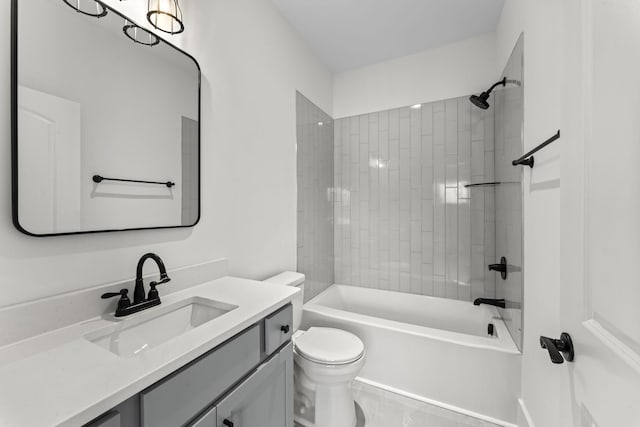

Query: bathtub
[[301, 284, 521, 426]]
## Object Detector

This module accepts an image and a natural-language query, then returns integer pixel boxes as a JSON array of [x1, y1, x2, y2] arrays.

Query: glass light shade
[[62, 0, 107, 18], [123, 21, 160, 47], [147, 0, 184, 34]]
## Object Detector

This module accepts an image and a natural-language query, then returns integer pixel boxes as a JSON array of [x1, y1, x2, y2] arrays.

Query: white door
[[560, 0, 640, 425], [18, 86, 81, 234]]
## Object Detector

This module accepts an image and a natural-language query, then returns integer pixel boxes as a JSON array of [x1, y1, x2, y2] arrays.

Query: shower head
[[469, 77, 507, 110], [469, 93, 490, 110]]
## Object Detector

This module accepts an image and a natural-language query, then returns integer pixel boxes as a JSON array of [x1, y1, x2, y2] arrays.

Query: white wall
[[495, 1, 571, 426], [0, 0, 332, 307], [332, 33, 497, 118]]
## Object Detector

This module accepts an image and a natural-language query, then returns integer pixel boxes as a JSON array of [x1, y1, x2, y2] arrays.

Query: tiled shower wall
[[296, 92, 335, 302], [334, 98, 496, 301], [494, 35, 524, 349]]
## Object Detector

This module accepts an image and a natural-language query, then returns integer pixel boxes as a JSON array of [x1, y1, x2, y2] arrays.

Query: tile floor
[[351, 380, 501, 427], [294, 380, 502, 427]]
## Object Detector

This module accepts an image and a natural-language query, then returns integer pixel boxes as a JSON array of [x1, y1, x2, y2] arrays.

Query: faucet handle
[[148, 276, 171, 301], [101, 288, 128, 299], [151, 276, 171, 287], [101, 289, 131, 311]]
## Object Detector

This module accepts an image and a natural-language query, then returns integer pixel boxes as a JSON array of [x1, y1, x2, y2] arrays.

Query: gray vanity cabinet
[[83, 304, 293, 427], [84, 411, 121, 427], [141, 326, 262, 427], [189, 342, 293, 427]]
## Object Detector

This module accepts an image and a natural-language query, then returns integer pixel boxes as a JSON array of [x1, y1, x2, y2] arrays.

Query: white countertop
[[0, 277, 298, 427]]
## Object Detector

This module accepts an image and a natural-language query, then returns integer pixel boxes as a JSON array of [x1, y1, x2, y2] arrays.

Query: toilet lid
[[294, 327, 364, 365]]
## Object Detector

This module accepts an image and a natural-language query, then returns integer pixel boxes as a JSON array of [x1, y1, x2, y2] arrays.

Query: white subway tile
[[421, 104, 434, 136], [331, 95, 494, 305], [422, 232, 434, 264], [421, 264, 434, 295], [410, 221, 422, 252], [422, 200, 434, 232], [400, 115, 410, 150], [434, 275, 446, 297]]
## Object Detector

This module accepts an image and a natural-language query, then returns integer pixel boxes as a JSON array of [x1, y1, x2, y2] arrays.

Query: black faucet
[[101, 253, 171, 317], [134, 253, 171, 304], [473, 298, 506, 309]]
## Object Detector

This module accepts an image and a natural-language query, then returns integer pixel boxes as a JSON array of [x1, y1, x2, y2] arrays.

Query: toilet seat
[[294, 327, 365, 365]]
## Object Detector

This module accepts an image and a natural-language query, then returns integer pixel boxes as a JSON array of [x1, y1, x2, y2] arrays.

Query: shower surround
[[333, 97, 497, 301], [296, 92, 335, 302]]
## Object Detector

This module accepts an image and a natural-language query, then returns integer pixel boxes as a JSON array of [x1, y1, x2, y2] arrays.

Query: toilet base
[[293, 361, 360, 427], [294, 401, 365, 427]]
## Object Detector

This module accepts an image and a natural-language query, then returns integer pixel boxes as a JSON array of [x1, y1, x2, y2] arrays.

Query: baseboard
[[518, 398, 535, 427]]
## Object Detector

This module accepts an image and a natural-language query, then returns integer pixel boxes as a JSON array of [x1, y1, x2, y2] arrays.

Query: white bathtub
[[301, 285, 521, 426]]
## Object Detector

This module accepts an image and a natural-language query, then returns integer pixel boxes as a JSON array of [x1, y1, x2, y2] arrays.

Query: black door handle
[[281, 325, 290, 334], [540, 332, 574, 364], [223, 419, 234, 427]]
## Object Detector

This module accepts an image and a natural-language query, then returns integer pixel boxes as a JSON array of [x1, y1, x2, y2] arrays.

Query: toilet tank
[[263, 272, 305, 331]]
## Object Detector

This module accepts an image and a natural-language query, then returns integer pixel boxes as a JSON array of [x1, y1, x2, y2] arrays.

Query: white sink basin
[[86, 297, 237, 357]]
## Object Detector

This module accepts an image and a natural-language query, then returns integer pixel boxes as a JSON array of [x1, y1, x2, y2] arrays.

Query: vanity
[[87, 304, 294, 427], [0, 276, 298, 427]]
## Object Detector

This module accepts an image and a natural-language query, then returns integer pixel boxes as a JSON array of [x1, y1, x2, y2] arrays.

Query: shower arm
[[485, 77, 507, 95]]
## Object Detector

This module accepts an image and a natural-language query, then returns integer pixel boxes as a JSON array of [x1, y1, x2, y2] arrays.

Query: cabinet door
[[217, 342, 293, 427], [141, 326, 260, 427], [84, 411, 120, 427], [188, 406, 216, 427]]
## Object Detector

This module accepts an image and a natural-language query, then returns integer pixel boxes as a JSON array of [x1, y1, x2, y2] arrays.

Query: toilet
[[264, 272, 365, 427]]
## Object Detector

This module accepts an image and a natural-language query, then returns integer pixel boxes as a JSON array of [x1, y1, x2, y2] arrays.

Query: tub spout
[[473, 298, 506, 309]]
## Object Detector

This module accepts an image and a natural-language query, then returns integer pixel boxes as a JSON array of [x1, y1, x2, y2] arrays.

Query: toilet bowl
[[293, 328, 365, 427], [263, 273, 366, 427]]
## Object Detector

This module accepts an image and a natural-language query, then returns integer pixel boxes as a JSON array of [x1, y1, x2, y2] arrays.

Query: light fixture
[[123, 20, 160, 46], [62, 0, 107, 18], [147, 0, 184, 34], [410, 104, 422, 109]]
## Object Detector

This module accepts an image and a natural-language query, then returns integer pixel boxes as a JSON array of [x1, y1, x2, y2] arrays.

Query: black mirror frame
[[10, 0, 202, 237]]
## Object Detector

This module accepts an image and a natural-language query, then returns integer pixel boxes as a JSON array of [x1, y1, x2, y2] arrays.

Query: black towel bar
[[464, 181, 501, 188], [464, 181, 520, 188], [93, 175, 175, 188], [512, 130, 560, 168]]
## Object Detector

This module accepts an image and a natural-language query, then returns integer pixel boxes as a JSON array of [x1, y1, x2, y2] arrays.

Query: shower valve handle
[[488, 256, 508, 280]]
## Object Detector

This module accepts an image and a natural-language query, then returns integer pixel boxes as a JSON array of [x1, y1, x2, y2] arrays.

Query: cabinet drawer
[[264, 304, 293, 355], [141, 325, 260, 427]]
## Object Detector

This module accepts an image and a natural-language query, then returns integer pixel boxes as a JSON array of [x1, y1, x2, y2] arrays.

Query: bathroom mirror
[[11, 0, 200, 236]]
